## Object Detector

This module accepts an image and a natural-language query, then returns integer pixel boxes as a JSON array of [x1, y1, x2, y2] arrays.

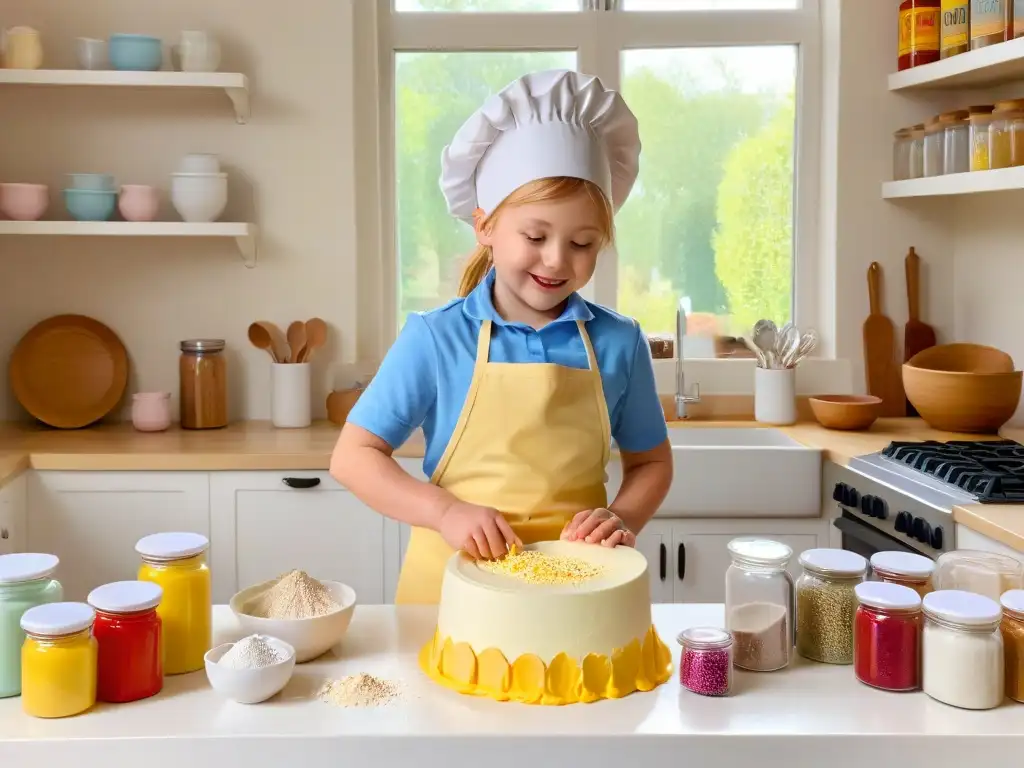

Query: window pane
[[624, 1, 798, 10], [395, 52, 577, 325], [395, 0, 581, 11], [616, 46, 796, 358]]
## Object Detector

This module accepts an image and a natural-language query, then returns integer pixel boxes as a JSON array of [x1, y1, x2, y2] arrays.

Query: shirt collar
[[462, 268, 594, 327]]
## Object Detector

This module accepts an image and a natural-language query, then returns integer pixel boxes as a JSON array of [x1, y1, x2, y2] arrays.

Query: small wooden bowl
[[809, 395, 883, 431], [907, 343, 1014, 374], [326, 388, 362, 426]]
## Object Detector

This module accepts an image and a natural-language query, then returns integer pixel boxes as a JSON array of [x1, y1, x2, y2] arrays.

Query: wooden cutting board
[[903, 247, 937, 416], [864, 262, 906, 416]]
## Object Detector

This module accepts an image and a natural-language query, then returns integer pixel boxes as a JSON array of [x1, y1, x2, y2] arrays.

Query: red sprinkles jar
[[678, 627, 733, 696], [853, 581, 922, 692]]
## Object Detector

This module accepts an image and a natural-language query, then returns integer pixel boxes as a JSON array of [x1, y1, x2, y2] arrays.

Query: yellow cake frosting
[[420, 541, 674, 705]]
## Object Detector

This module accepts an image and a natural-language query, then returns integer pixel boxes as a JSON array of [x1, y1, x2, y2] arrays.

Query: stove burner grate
[[881, 440, 1024, 503]]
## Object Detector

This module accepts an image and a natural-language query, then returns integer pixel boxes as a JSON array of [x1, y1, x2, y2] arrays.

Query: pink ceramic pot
[[132, 392, 172, 432], [0, 183, 48, 221], [118, 185, 159, 222]]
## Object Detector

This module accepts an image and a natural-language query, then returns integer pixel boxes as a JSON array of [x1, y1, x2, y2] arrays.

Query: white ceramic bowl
[[179, 153, 220, 174], [204, 636, 296, 704], [170, 172, 227, 223], [229, 579, 357, 663]]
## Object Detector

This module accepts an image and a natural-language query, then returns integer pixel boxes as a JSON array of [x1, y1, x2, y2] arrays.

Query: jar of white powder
[[922, 589, 1004, 710]]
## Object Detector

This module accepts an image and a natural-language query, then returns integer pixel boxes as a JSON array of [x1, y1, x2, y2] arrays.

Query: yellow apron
[[394, 318, 611, 604]]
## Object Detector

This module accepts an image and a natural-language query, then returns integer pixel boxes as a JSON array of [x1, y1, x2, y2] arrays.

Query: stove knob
[[931, 526, 944, 550], [847, 488, 860, 507], [860, 495, 873, 515], [832, 482, 846, 502], [871, 497, 888, 520], [912, 516, 925, 540], [895, 511, 910, 533], [913, 518, 932, 544]]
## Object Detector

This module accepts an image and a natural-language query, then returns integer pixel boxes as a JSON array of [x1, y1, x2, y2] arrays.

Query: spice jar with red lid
[[853, 581, 923, 692], [87, 580, 163, 703]]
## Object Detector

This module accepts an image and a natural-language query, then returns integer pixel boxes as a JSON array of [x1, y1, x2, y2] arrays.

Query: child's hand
[[560, 508, 635, 548], [439, 501, 521, 560]]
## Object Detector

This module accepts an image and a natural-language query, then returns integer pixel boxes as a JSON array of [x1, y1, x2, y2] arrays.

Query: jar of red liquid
[[86, 581, 163, 703], [853, 581, 922, 692]]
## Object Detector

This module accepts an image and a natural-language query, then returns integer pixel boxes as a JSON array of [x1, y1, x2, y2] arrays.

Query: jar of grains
[[854, 581, 923, 692], [0, 554, 63, 698], [999, 589, 1024, 703], [724, 537, 794, 672], [677, 627, 733, 697], [179, 339, 228, 429], [869, 551, 935, 598], [20, 602, 97, 718], [922, 590, 1004, 710], [796, 549, 867, 664]]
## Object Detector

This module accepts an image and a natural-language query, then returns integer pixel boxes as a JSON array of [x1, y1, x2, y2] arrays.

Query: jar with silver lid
[[725, 537, 794, 672], [795, 548, 867, 664], [179, 339, 228, 429]]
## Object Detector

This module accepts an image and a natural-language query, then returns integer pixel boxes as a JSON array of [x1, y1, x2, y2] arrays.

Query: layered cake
[[419, 540, 672, 705]]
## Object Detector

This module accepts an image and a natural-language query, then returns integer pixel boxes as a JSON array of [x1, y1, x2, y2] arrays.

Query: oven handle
[[832, 514, 932, 558]]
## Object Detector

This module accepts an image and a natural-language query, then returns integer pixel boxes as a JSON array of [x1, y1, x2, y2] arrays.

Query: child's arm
[[609, 440, 672, 532]]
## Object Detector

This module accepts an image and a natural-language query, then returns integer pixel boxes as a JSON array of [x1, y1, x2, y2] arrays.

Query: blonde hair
[[457, 177, 615, 298]]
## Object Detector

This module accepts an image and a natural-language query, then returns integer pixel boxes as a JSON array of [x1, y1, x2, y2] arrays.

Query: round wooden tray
[[9, 314, 129, 428]]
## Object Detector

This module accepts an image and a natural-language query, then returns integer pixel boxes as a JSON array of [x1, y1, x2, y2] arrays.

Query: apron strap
[[575, 320, 612, 466]]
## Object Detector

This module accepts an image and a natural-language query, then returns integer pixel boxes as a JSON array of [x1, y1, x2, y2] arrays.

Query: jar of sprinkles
[[853, 581, 922, 692], [678, 627, 733, 696], [796, 549, 867, 665], [999, 589, 1024, 703], [870, 551, 935, 598]]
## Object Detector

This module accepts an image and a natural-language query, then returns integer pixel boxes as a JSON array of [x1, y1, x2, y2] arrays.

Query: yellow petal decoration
[[418, 625, 672, 705]]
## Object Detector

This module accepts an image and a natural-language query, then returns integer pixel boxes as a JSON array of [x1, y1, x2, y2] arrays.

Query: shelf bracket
[[225, 86, 250, 125], [236, 226, 258, 268]]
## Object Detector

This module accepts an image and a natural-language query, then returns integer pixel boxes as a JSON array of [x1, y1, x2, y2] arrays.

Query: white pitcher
[[1, 26, 43, 69]]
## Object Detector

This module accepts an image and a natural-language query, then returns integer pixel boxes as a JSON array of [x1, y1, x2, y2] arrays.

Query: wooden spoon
[[248, 322, 280, 363], [286, 321, 307, 364], [301, 317, 328, 363]]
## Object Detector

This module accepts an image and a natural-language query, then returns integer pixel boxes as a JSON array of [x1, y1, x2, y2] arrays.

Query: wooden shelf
[[889, 38, 1024, 91], [882, 167, 1024, 199], [0, 69, 250, 123], [0, 221, 258, 267]]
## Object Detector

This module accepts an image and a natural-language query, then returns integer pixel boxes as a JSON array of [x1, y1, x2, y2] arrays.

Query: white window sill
[[653, 358, 853, 396]]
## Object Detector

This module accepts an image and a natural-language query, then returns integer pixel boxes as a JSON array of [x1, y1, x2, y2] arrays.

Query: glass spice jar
[[870, 551, 935, 598], [899, 0, 942, 70], [969, 106, 996, 171], [941, 0, 971, 58], [854, 581, 923, 692], [724, 537, 794, 672], [20, 602, 97, 718], [924, 116, 946, 176], [179, 339, 228, 429], [796, 548, 867, 665], [989, 99, 1024, 169], [894, 128, 913, 180], [909, 124, 926, 178], [942, 109, 971, 174], [678, 627, 733, 697], [87, 581, 163, 703], [0, 554, 63, 698], [970, 0, 1012, 49], [999, 589, 1024, 703]]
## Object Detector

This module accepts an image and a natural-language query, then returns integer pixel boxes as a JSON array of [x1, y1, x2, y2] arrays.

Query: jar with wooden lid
[[941, 0, 970, 58], [941, 109, 971, 174], [179, 339, 228, 429], [909, 124, 926, 178], [969, 106, 995, 171], [899, 0, 941, 70], [924, 116, 945, 176], [989, 99, 1024, 168], [970, 0, 1011, 49], [893, 128, 913, 180]]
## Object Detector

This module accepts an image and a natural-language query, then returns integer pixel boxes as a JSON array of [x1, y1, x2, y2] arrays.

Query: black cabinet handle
[[282, 477, 321, 489], [659, 543, 666, 581], [678, 542, 686, 580]]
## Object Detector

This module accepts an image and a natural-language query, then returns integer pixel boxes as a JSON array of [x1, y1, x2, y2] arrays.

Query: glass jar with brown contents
[[179, 339, 228, 429]]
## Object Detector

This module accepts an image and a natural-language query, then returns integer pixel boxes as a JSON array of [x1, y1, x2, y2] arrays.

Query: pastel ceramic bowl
[[178, 153, 220, 174], [170, 172, 227, 223], [118, 185, 159, 222], [0, 183, 49, 221], [64, 189, 117, 222], [66, 173, 115, 192], [204, 637, 296, 704], [229, 579, 356, 663], [108, 34, 163, 71]]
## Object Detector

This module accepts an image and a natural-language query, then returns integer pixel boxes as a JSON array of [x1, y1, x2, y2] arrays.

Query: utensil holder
[[271, 363, 311, 428], [755, 367, 797, 425]]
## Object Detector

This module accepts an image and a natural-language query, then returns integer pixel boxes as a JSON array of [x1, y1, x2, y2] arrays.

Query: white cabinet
[[955, 524, 1024, 564], [209, 472, 403, 605], [0, 473, 28, 556], [636, 521, 674, 603], [27, 471, 210, 601]]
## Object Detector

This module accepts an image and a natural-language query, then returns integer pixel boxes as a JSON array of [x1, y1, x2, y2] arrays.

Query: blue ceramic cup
[[108, 34, 163, 72], [64, 189, 117, 222]]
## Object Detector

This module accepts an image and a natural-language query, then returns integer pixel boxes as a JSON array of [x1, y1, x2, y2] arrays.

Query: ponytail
[[457, 244, 492, 298]]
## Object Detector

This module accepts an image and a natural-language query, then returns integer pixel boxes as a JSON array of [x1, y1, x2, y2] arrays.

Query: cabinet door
[[28, 471, 211, 601], [209, 472, 402, 605], [635, 520, 674, 604], [0, 473, 28, 556]]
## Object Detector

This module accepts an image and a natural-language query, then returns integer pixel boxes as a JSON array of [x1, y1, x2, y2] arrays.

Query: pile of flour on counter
[[219, 634, 284, 669], [318, 674, 403, 708], [248, 569, 341, 619]]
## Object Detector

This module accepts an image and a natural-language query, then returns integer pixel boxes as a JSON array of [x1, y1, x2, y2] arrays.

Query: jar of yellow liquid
[[136, 532, 211, 675], [20, 602, 97, 718], [989, 99, 1024, 169], [969, 105, 996, 171]]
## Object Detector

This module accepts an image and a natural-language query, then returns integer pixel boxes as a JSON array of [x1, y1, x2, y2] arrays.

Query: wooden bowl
[[809, 395, 883, 431], [902, 364, 1022, 433], [907, 343, 1014, 374]]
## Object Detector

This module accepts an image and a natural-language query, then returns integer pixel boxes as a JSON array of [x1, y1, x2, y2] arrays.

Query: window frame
[[374, 0, 828, 364]]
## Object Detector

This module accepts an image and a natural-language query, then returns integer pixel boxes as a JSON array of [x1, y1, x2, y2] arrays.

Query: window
[[379, 0, 821, 359]]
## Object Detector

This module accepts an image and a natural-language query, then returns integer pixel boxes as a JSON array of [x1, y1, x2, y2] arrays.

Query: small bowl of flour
[[205, 633, 296, 704]]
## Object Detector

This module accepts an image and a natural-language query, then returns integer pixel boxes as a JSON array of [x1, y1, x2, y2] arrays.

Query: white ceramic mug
[[178, 30, 220, 72], [271, 363, 311, 429], [76, 37, 106, 70], [754, 367, 797, 426]]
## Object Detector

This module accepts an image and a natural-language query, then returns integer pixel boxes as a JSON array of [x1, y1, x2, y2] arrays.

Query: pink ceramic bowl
[[0, 183, 49, 221], [118, 184, 159, 222]]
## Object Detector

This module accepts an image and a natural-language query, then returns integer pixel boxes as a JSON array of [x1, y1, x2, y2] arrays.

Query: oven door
[[833, 511, 935, 561]]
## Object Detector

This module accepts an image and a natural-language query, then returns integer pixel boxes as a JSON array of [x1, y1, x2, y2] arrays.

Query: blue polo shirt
[[347, 269, 668, 478]]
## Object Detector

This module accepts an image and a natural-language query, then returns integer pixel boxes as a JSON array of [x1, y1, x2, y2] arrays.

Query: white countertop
[[1, 604, 1022, 767]]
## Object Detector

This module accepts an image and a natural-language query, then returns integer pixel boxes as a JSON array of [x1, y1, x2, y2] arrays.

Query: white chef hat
[[440, 69, 641, 224]]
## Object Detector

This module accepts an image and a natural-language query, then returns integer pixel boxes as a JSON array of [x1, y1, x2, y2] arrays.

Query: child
[[331, 69, 672, 604]]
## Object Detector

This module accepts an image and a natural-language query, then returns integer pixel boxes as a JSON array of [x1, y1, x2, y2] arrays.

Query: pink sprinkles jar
[[678, 627, 734, 696]]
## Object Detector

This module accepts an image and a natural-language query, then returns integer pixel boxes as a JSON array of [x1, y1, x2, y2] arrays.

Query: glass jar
[[989, 99, 1024, 169], [87, 581, 163, 703], [924, 116, 946, 176], [969, 106, 995, 170], [795, 548, 867, 665], [909, 124, 926, 178], [999, 589, 1024, 703], [899, 0, 942, 70], [869, 551, 935, 598], [942, 110, 971, 174], [20, 602, 97, 718], [179, 339, 228, 429], [893, 128, 912, 180], [923, 590, 1004, 709], [136, 532, 211, 675], [677, 627, 733, 697], [1010, 111, 1024, 165], [854, 581, 923, 692], [941, 0, 971, 58], [934, 548, 1024, 600], [724, 537, 793, 672], [0, 553, 63, 698], [971, 0, 1012, 49]]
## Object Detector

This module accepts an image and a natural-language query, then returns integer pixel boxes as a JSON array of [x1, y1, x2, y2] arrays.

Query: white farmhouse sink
[[608, 427, 822, 518]]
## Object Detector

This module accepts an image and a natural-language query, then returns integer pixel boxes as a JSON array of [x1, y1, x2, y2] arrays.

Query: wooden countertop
[[0, 417, 1021, 553]]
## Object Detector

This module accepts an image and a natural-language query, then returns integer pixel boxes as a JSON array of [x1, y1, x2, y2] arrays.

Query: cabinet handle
[[659, 543, 666, 581], [282, 477, 321, 489], [677, 542, 686, 581]]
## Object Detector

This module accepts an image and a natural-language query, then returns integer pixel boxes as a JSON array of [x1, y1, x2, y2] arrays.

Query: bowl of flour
[[229, 570, 357, 662], [205, 634, 296, 704]]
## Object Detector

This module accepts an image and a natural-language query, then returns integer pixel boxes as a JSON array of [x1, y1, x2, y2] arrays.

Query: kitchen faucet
[[675, 298, 701, 420]]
